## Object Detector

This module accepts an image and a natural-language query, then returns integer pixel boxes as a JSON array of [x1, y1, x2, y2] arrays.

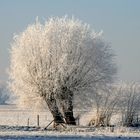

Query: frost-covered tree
[[0, 83, 10, 104], [88, 85, 120, 126], [118, 82, 140, 127], [9, 17, 116, 125]]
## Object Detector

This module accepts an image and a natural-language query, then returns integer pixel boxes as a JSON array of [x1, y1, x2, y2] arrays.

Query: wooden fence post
[[77, 117, 80, 125], [37, 115, 39, 127], [27, 118, 29, 127]]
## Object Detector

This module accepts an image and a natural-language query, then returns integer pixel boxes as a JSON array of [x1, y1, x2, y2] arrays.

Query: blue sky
[[0, 0, 140, 83]]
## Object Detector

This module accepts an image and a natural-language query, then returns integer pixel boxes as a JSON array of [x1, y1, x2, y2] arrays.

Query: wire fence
[[0, 111, 49, 127], [0, 105, 53, 127], [0, 105, 139, 127]]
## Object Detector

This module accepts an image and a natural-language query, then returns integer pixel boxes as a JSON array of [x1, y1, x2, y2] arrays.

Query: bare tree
[[9, 17, 116, 125], [88, 85, 120, 126], [118, 82, 140, 127]]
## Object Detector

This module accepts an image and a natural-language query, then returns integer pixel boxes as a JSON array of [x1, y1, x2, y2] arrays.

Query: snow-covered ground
[[0, 126, 139, 140], [0, 105, 139, 139]]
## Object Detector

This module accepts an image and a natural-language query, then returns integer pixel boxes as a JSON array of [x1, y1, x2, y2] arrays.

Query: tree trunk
[[45, 94, 64, 124], [61, 90, 76, 125], [62, 99, 76, 125]]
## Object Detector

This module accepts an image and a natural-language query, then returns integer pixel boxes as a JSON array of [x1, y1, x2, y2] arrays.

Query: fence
[[0, 105, 139, 127], [0, 105, 53, 127]]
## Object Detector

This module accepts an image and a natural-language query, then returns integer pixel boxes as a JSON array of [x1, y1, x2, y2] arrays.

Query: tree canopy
[[9, 17, 116, 125]]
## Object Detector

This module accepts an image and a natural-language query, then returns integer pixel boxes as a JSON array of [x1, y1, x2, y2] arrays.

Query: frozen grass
[[0, 126, 139, 140]]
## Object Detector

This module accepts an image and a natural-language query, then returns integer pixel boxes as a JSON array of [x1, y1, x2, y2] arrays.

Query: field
[[0, 105, 50, 127], [0, 105, 139, 139]]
